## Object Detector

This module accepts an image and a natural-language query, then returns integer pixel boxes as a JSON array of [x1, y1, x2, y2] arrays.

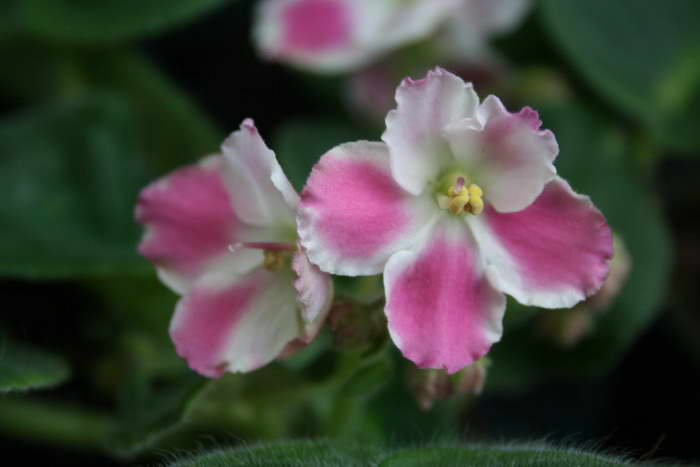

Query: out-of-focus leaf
[[273, 119, 374, 191], [110, 371, 206, 457], [0, 44, 221, 169], [0, 40, 74, 102], [15, 0, 233, 43], [79, 50, 222, 172], [168, 439, 381, 467], [540, 0, 700, 151], [0, 96, 151, 277], [340, 356, 393, 400], [0, 398, 112, 449], [489, 102, 672, 390], [0, 335, 69, 392]]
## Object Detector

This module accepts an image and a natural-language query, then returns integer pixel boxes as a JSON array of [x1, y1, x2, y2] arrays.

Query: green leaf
[[0, 95, 152, 277], [273, 119, 374, 191], [0, 336, 69, 392], [489, 102, 672, 390], [340, 357, 393, 400], [168, 439, 382, 467], [540, 0, 700, 151], [79, 50, 222, 172], [110, 371, 206, 456], [378, 443, 635, 466], [0, 398, 112, 449], [167, 440, 652, 466], [15, 0, 233, 43]]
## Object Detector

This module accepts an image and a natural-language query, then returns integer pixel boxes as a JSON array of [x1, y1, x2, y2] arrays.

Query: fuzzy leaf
[[167, 440, 650, 466]]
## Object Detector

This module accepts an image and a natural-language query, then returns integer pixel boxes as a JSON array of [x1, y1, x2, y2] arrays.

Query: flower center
[[436, 176, 484, 216], [228, 242, 294, 271], [263, 250, 289, 271]]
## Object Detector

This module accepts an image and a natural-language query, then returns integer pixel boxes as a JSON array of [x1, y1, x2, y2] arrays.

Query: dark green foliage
[[541, 0, 700, 151], [0, 334, 69, 392], [0, 96, 152, 277], [10, 0, 234, 43]]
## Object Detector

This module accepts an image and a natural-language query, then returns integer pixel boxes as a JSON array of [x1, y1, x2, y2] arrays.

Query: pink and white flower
[[298, 68, 612, 373], [254, 0, 531, 74], [254, 0, 462, 73], [136, 119, 333, 377]]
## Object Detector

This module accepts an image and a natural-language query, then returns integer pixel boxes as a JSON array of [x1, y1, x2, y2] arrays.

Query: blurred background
[[1, 0, 699, 465]]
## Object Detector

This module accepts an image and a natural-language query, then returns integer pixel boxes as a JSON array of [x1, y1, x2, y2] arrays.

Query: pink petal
[[298, 141, 436, 275], [384, 221, 505, 374], [468, 177, 613, 309], [383, 67, 479, 195], [281, 0, 352, 53], [220, 119, 298, 229], [292, 246, 333, 340], [170, 267, 303, 377], [135, 157, 239, 294], [445, 95, 558, 213], [254, 0, 461, 73]]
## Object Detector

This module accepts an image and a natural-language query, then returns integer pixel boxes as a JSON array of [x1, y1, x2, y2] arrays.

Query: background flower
[[137, 120, 332, 377]]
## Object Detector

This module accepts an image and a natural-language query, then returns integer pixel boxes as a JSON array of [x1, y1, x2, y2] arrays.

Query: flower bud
[[410, 359, 488, 410]]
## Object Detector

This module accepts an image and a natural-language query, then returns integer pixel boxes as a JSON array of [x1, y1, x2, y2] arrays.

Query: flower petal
[[220, 119, 298, 229], [468, 177, 613, 309], [383, 67, 479, 195], [292, 246, 333, 340], [446, 96, 558, 213], [384, 219, 505, 374], [170, 265, 303, 377], [298, 141, 437, 276], [135, 157, 241, 294], [254, 0, 460, 73], [437, 0, 532, 61]]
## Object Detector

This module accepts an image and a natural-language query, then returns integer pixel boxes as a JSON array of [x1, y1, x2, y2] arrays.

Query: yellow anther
[[437, 175, 485, 216], [468, 184, 482, 198], [448, 187, 470, 215], [466, 184, 484, 215], [263, 250, 286, 271]]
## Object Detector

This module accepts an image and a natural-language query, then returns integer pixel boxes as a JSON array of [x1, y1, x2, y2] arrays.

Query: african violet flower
[[298, 68, 612, 373], [254, 0, 530, 74], [254, 0, 461, 73], [136, 120, 332, 377]]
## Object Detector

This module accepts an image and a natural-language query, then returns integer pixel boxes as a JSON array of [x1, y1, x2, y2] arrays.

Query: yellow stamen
[[441, 178, 485, 216], [448, 186, 470, 215], [263, 250, 286, 271], [466, 184, 484, 215]]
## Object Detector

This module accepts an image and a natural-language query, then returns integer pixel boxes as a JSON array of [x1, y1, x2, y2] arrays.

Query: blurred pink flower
[[254, 0, 462, 73], [254, 0, 531, 74], [298, 68, 612, 373], [136, 120, 332, 377]]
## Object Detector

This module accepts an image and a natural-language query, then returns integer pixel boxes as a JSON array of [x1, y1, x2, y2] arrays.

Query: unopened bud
[[410, 359, 489, 411]]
